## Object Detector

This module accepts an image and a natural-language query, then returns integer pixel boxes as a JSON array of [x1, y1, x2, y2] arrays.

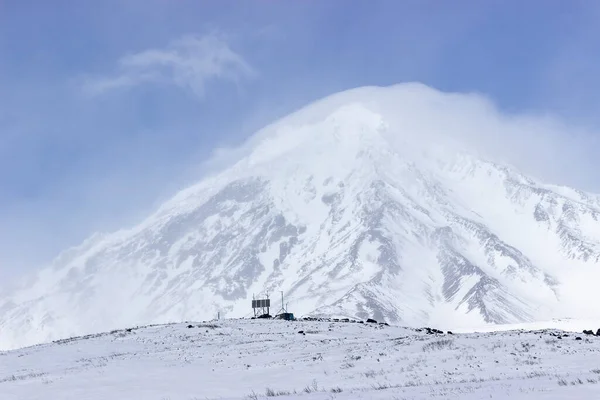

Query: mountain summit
[[2, 84, 600, 350]]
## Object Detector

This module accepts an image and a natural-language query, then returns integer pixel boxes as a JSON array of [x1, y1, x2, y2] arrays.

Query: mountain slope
[[1, 84, 600, 350]]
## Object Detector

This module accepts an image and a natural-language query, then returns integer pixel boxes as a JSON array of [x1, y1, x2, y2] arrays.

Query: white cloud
[[203, 83, 600, 193], [82, 34, 255, 97]]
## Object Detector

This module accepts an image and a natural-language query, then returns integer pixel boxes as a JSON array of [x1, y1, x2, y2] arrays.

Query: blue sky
[[2, 0, 600, 280]]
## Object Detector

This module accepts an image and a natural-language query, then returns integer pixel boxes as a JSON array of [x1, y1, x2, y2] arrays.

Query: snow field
[[1, 319, 600, 399]]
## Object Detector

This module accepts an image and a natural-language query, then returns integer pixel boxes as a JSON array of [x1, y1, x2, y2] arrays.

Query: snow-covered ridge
[[1, 83, 600, 350], [2, 319, 600, 399]]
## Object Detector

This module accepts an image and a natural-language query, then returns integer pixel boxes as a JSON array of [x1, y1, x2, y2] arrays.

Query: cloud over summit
[[82, 33, 255, 98]]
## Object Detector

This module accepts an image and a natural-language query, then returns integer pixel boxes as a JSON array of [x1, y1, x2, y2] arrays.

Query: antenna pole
[[276, 291, 287, 316]]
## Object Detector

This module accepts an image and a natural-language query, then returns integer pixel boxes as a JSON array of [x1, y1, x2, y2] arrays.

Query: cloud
[[202, 83, 600, 194], [82, 33, 255, 97]]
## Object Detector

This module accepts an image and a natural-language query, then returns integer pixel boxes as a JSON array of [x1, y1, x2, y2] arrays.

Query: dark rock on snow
[[422, 327, 444, 335]]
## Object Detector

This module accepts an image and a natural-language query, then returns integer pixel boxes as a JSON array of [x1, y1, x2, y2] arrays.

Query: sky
[[2, 0, 600, 281]]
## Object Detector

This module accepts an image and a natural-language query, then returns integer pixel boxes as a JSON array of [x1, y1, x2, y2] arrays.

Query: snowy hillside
[[2, 319, 600, 399], [2, 83, 600, 350]]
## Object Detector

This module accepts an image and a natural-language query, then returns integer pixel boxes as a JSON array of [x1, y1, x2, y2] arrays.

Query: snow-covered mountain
[[2, 83, 600, 350]]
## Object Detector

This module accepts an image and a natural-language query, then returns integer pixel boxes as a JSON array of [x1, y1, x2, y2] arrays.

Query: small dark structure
[[275, 312, 295, 321]]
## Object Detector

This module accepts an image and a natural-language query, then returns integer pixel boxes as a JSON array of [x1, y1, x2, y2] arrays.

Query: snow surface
[[2, 319, 600, 400], [2, 83, 600, 350]]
